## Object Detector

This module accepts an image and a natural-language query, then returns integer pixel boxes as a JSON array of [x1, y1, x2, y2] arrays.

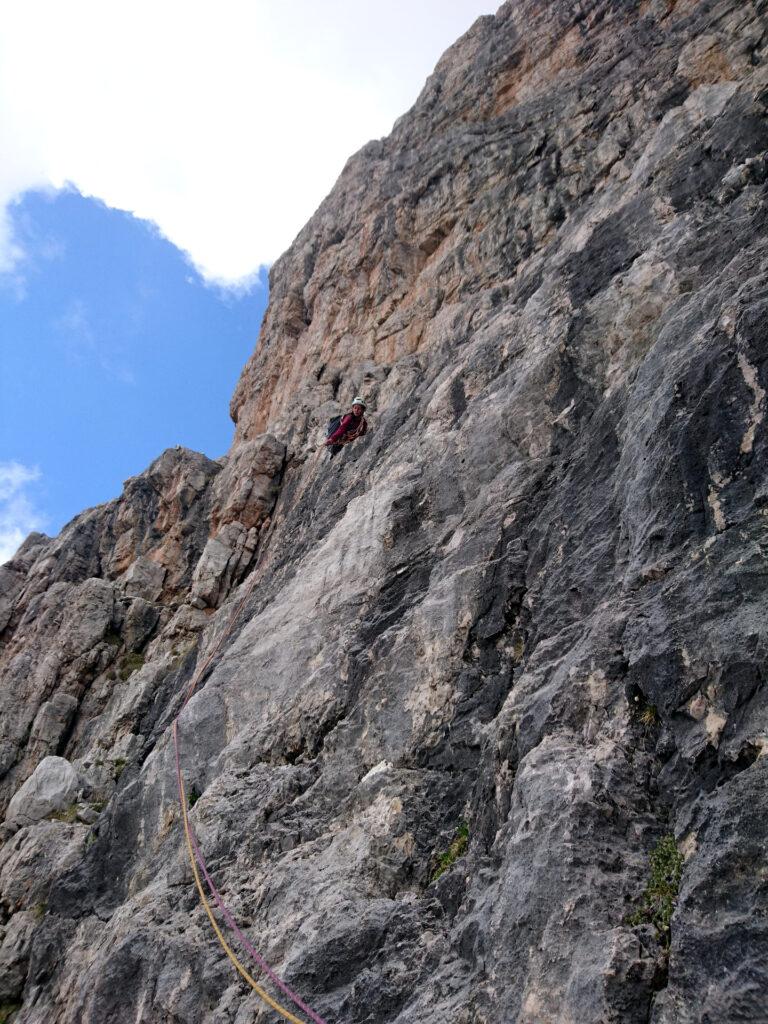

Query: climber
[[325, 397, 368, 458]]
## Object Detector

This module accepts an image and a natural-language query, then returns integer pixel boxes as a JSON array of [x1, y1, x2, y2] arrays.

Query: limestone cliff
[[1, 1, 767, 1021]]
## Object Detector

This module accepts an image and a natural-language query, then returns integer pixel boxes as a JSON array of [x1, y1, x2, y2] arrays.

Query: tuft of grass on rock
[[0, 1003, 22, 1023], [50, 804, 78, 824], [103, 630, 122, 648], [627, 834, 684, 942], [638, 702, 659, 728], [171, 643, 196, 672], [631, 692, 660, 730], [431, 822, 470, 882], [119, 652, 145, 681], [113, 758, 127, 780]]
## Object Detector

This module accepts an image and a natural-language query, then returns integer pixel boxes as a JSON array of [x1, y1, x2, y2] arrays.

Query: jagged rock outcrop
[[0, 440, 284, 817], [1, 1, 767, 1022]]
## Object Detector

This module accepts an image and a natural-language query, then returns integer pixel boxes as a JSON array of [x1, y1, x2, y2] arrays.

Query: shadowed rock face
[[1, 1, 767, 1021]]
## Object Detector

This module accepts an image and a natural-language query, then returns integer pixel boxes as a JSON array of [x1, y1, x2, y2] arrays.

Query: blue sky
[[0, 2, 495, 561], [0, 189, 268, 553]]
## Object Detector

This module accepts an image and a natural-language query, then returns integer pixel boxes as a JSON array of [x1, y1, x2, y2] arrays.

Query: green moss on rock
[[627, 834, 684, 942]]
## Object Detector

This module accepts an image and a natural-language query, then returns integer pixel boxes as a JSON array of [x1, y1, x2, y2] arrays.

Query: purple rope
[[172, 571, 330, 1024], [185, 818, 328, 1024]]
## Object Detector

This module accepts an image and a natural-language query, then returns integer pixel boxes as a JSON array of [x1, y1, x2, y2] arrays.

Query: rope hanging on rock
[[171, 569, 330, 1024]]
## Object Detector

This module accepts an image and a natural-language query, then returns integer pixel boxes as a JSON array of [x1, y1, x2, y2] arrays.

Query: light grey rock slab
[[5, 756, 79, 826]]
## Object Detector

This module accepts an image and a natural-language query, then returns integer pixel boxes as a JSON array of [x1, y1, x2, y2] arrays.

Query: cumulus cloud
[[0, 1, 494, 286], [0, 462, 46, 563]]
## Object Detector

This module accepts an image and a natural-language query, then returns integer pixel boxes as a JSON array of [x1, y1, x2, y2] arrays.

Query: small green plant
[[638, 702, 659, 728], [631, 693, 660, 730], [188, 784, 202, 808], [31, 901, 46, 920], [119, 652, 145, 681], [50, 803, 78, 824], [171, 642, 196, 672], [91, 799, 106, 813], [431, 822, 470, 882], [512, 635, 525, 662], [103, 630, 122, 647], [113, 758, 127, 780], [627, 834, 684, 942], [0, 1002, 22, 1023]]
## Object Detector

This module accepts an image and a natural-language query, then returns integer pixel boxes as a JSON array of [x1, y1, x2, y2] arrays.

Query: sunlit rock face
[[1, 1, 767, 1022]]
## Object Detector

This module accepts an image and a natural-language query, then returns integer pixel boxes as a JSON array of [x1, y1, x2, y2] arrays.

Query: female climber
[[325, 397, 368, 458]]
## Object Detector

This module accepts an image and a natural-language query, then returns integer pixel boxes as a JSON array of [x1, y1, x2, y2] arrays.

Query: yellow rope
[[175, 723, 307, 1024]]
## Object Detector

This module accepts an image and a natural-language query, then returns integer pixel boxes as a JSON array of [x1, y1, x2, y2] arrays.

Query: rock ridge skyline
[[1, 1, 767, 1021]]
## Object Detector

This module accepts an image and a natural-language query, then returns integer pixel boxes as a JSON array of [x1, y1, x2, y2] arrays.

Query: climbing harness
[[172, 569, 329, 1024]]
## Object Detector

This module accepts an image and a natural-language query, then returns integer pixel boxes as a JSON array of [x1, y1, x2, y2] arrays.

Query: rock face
[[1, 1, 767, 1022], [5, 757, 79, 828]]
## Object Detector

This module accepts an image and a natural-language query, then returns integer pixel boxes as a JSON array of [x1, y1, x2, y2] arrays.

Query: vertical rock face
[[1, 1, 767, 1022]]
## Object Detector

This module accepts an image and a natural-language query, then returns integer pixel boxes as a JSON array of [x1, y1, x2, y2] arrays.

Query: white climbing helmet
[[352, 396, 366, 408]]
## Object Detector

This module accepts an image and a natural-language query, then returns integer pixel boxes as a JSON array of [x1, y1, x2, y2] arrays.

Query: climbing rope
[[172, 569, 329, 1024], [184, 810, 328, 1024]]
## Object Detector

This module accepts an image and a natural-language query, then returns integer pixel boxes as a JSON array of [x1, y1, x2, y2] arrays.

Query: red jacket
[[326, 411, 368, 446]]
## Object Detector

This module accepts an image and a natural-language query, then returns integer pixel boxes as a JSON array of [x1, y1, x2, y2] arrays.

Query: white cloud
[[0, 1, 495, 286], [0, 462, 46, 564]]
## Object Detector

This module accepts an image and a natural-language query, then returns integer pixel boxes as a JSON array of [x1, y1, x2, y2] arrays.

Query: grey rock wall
[[0, 1, 767, 1022]]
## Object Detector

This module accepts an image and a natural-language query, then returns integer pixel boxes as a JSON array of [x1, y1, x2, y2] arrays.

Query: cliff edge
[[1, 1, 767, 1022]]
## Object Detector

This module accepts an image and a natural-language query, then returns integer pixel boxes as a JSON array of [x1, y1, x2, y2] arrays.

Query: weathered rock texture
[[1, 1, 767, 1021], [5, 757, 79, 829]]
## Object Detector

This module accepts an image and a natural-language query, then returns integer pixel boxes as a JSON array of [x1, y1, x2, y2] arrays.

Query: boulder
[[5, 756, 79, 827]]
